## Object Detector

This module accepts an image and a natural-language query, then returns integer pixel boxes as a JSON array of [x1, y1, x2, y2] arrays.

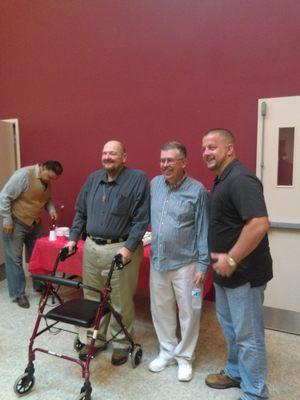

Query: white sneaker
[[177, 360, 193, 382], [148, 355, 176, 372]]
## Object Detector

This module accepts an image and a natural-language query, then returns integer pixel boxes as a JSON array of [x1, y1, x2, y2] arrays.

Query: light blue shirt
[[0, 164, 55, 226], [150, 175, 209, 272]]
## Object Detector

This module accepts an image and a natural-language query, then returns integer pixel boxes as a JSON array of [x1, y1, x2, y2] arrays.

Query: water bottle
[[191, 285, 202, 309]]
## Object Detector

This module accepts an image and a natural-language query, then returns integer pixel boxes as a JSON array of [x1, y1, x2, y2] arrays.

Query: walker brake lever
[[60, 245, 78, 261], [114, 253, 124, 270], [113, 254, 131, 270]]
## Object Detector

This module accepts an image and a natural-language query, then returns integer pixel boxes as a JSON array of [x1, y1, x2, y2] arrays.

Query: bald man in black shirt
[[202, 129, 272, 400]]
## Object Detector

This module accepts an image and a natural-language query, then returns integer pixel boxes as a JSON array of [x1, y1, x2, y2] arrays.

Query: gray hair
[[161, 141, 187, 158]]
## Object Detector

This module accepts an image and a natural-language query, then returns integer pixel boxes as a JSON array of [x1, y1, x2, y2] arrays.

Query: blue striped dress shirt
[[150, 175, 209, 272]]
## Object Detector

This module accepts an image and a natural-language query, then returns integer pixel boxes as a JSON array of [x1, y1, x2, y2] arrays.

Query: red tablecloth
[[29, 237, 213, 298]]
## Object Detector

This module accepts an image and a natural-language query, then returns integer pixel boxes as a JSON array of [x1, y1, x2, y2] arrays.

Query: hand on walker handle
[[118, 246, 133, 266], [65, 240, 77, 255]]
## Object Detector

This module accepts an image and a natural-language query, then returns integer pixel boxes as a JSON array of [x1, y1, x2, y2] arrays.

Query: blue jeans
[[214, 282, 269, 400], [2, 216, 42, 299]]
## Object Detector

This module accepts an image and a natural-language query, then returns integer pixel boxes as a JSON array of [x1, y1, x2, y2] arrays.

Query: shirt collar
[[214, 159, 239, 184], [165, 173, 187, 189], [100, 166, 127, 184], [35, 164, 41, 178]]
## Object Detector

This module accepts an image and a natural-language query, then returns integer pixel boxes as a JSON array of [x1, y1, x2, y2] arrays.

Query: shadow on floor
[[0, 263, 5, 282]]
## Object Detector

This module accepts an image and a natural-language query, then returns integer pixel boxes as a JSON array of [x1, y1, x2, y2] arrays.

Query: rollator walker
[[13, 247, 142, 399]]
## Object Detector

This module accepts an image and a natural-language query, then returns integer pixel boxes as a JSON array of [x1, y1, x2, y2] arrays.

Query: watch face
[[227, 256, 236, 267]]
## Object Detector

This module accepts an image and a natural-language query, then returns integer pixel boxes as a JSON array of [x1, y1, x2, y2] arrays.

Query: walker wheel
[[13, 372, 35, 395], [74, 336, 84, 352], [76, 392, 91, 400], [131, 345, 143, 368], [76, 382, 92, 400]]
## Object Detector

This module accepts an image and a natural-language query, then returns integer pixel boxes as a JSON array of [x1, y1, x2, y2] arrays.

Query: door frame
[[256, 97, 300, 335], [1, 118, 21, 168], [0, 118, 21, 267]]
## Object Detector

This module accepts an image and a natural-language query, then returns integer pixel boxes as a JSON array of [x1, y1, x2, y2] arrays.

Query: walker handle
[[59, 245, 78, 261], [32, 274, 83, 289]]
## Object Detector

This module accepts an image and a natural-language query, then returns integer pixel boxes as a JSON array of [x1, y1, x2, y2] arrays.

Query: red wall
[[1, 0, 300, 225]]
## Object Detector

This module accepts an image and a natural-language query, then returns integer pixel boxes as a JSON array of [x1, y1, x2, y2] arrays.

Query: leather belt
[[87, 233, 127, 245]]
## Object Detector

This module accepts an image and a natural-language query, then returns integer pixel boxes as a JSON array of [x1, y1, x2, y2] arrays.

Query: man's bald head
[[203, 128, 235, 145], [104, 140, 126, 155]]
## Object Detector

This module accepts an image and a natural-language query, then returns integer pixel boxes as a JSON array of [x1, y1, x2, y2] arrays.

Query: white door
[[0, 119, 20, 264], [256, 96, 300, 334]]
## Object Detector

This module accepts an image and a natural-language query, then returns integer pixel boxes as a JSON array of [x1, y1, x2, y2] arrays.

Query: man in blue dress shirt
[[149, 141, 209, 382]]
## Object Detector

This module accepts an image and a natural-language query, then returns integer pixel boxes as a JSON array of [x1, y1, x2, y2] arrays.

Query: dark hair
[[161, 141, 187, 158], [203, 128, 235, 144], [42, 160, 63, 175]]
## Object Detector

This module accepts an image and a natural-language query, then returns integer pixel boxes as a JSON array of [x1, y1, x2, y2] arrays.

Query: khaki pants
[[79, 236, 143, 349], [150, 263, 202, 362]]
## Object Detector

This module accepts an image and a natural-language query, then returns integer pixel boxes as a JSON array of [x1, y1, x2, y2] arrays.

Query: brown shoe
[[17, 295, 30, 309], [205, 370, 240, 389], [79, 343, 107, 361], [111, 348, 129, 366]]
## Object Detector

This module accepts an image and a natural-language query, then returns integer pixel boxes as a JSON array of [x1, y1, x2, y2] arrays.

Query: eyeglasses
[[160, 158, 184, 166]]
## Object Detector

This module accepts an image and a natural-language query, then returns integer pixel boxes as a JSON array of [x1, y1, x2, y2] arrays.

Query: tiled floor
[[0, 277, 300, 399]]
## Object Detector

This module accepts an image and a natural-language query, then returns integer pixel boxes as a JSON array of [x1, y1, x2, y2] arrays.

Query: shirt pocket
[[111, 194, 130, 216], [169, 200, 194, 225]]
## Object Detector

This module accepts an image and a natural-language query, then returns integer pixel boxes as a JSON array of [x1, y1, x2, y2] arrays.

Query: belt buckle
[[93, 237, 105, 245]]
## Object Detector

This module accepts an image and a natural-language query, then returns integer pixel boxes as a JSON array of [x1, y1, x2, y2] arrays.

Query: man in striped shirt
[[149, 141, 209, 382]]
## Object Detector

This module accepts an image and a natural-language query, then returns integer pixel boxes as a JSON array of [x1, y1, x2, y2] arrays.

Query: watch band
[[226, 255, 237, 268]]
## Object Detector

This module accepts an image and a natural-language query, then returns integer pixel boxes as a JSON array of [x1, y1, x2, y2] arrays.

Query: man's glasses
[[160, 158, 184, 166]]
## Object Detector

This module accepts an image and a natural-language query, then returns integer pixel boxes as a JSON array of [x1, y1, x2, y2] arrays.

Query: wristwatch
[[226, 255, 237, 268]]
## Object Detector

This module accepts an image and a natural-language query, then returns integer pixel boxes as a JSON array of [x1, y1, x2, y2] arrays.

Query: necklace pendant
[[102, 194, 106, 202]]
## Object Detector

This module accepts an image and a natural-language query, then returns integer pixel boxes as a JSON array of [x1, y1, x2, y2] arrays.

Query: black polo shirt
[[208, 160, 273, 288]]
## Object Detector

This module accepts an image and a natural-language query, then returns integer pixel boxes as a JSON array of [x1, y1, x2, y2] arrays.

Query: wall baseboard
[[264, 306, 300, 335]]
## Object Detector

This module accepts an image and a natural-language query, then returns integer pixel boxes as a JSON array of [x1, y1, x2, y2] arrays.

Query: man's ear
[[227, 144, 234, 156]]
